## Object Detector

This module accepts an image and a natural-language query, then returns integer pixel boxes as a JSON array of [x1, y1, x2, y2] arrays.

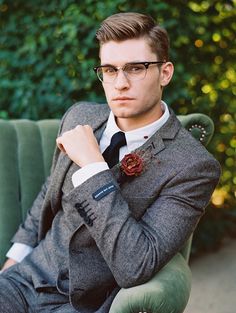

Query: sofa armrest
[[109, 253, 191, 313]]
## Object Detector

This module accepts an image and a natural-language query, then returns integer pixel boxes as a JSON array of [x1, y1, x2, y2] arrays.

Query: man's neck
[[115, 104, 164, 132]]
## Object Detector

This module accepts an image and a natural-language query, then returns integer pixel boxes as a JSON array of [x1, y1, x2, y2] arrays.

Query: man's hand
[[56, 125, 105, 167], [1, 258, 17, 272]]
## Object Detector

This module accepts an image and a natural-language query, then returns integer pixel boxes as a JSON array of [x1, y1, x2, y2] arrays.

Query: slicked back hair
[[96, 12, 170, 61]]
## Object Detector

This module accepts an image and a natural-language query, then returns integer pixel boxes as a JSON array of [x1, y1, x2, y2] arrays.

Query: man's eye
[[103, 67, 116, 74], [125, 64, 145, 73]]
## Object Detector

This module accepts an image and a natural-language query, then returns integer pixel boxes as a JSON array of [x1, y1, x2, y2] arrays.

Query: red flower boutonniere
[[120, 153, 144, 177]]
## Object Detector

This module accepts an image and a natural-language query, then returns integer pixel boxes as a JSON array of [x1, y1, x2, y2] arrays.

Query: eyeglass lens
[[97, 63, 147, 83]]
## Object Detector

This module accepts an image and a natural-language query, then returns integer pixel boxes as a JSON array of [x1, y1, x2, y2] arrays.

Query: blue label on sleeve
[[92, 182, 117, 201]]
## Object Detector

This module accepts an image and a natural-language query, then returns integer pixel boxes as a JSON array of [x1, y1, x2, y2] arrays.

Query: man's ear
[[160, 62, 174, 87]]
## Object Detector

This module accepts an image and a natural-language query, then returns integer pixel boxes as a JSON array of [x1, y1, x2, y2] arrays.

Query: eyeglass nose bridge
[[114, 65, 130, 82]]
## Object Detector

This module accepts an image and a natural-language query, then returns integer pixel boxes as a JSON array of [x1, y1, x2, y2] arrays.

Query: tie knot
[[109, 131, 126, 150], [102, 131, 127, 168]]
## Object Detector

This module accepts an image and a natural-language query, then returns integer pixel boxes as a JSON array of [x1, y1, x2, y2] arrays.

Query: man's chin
[[113, 111, 132, 119], [109, 107, 126, 117]]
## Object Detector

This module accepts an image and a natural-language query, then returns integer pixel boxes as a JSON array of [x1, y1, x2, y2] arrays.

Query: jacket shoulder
[[59, 102, 109, 132], [172, 126, 221, 176]]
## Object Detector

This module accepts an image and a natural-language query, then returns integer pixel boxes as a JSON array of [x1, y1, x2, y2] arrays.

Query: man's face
[[99, 38, 173, 130]]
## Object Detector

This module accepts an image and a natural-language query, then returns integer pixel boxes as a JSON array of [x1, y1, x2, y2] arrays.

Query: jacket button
[[88, 220, 93, 227], [60, 270, 69, 281], [71, 248, 83, 255], [72, 287, 84, 294], [78, 209, 87, 218], [75, 203, 82, 209], [84, 216, 93, 226]]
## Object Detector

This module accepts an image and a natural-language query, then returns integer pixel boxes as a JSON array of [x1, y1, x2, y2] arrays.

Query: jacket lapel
[[146, 108, 181, 155]]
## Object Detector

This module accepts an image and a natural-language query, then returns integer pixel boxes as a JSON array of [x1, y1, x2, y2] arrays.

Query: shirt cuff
[[72, 162, 109, 188], [6, 243, 33, 263]]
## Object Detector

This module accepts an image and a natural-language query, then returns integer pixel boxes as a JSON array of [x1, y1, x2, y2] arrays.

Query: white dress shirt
[[6, 101, 169, 263]]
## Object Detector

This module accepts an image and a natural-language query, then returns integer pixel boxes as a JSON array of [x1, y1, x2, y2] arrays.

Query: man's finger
[[56, 137, 66, 153]]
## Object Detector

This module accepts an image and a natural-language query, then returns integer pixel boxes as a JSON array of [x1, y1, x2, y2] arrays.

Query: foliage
[[0, 0, 235, 255]]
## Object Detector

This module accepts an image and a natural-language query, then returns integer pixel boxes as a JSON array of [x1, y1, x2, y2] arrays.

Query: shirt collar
[[100, 101, 170, 153]]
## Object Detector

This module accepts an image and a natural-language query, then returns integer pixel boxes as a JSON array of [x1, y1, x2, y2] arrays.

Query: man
[[0, 12, 220, 312]]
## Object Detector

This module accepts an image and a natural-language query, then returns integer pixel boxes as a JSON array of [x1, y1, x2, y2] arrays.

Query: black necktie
[[102, 131, 127, 168]]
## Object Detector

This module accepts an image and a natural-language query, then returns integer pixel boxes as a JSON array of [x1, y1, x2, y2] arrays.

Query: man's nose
[[114, 70, 130, 90]]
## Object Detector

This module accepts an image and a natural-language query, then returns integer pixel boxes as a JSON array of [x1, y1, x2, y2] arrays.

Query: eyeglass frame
[[93, 61, 166, 83]]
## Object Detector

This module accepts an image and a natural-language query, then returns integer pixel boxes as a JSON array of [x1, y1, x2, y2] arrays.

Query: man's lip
[[113, 97, 134, 101]]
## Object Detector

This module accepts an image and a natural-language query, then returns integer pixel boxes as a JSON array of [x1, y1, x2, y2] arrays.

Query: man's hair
[[96, 12, 170, 61]]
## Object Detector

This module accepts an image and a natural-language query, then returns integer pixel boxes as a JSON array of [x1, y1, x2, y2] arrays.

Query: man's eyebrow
[[100, 61, 145, 67], [100, 63, 116, 67]]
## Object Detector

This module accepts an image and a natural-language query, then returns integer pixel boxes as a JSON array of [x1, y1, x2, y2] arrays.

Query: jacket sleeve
[[11, 177, 51, 247], [63, 156, 220, 288]]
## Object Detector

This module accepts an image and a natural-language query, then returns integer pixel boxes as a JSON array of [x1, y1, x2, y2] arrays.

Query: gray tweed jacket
[[12, 102, 221, 312]]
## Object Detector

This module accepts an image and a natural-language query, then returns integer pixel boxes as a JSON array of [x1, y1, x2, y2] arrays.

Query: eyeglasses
[[93, 61, 166, 83]]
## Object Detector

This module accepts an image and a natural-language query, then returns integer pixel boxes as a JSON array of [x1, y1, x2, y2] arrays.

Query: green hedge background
[[0, 0, 235, 256]]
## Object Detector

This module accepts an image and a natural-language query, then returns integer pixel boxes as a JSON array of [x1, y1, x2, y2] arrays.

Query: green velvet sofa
[[0, 111, 214, 313]]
